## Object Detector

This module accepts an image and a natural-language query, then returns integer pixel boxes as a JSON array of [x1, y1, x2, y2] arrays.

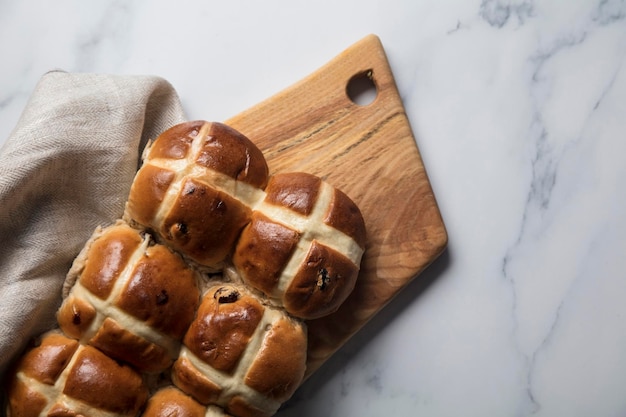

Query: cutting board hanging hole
[[346, 70, 377, 106], [227, 34, 447, 377]]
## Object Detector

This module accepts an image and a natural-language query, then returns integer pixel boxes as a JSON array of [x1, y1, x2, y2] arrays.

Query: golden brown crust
[[233, 211, 301, 296], [58, 223, 200, 373], [194, 122, 269, 189], [16, 333, 79, 385], [147, 120, 204, 160], [125, 120, 269, 268], [6, 378, 47, 417], [172, 356, 223, 405], [227, 395, 270, 417], [125, 165, 176, 225], [234, 171, 366, 319], [172, 284, 307, 416], [88, 317, 171, 373], [284, 241, 359, 319], [324, 187, 367, 248], [63, 345, 148, 414], [143, 387, 235, 417], [45, 403, 80, 417], [116, 243, 199, 339], [264, 172, 320, 215], [159, 178, 251, 267], [6, 332, 148, 417], [183, 286, 264, 374], [143, 387, 207, 417], [79, 224, 143, 299], [56, 295, 97, 340], [244, 315, 307, 401], [7, 120, 369, 416]]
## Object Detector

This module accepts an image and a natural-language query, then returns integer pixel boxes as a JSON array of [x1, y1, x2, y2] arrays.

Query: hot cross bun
[[56, 222, 200, 373], [6, 120, 366, 417], [6, 331, 148, 417], [233, 172, 366, 319], [125, 121, 269, 269]]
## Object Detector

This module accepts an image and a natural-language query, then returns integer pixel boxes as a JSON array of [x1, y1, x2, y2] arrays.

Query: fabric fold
[[0, 71, 186, 378]]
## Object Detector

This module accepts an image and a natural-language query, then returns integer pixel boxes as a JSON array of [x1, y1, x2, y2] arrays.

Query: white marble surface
[[2, 0, 626, 416]]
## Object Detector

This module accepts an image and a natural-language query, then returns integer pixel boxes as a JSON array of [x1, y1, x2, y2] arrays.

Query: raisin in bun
[[233, 172, 366, 319], [6, 331, 148, 417], [57, 222, 200, 373], [144, 387, 233, 417], [125, 121, 269, 269], [172, 284, 307, 417]]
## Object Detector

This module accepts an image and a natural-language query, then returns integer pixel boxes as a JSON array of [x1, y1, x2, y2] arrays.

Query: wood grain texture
[[226, 34, 447, 378]]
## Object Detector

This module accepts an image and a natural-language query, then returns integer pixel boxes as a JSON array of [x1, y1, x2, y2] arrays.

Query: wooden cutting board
[[226, 34, 447, 378]]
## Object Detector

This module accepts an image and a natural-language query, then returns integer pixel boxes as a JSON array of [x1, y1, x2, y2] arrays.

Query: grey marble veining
[[2, 0, 626, 416]]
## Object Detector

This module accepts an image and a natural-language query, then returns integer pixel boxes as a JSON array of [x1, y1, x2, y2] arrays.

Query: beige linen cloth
[[0, 71, 186, 379]]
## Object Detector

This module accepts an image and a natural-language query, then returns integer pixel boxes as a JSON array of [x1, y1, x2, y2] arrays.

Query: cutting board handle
[[227, 34, 447, 377]]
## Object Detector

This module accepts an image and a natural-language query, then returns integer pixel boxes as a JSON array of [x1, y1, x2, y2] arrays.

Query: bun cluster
[[6, 121, 366, 417]]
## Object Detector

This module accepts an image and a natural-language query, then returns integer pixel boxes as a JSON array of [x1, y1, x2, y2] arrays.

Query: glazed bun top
[[125, 121, 269, 268], [172, 284, 307, 417], [143, 386, 234, 417], [57, 223, 200, 373], [146, 121, 268, 188], [7, 331, 148, 417], [233, 172, 366, 319], [6, 120, 369, 417]]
